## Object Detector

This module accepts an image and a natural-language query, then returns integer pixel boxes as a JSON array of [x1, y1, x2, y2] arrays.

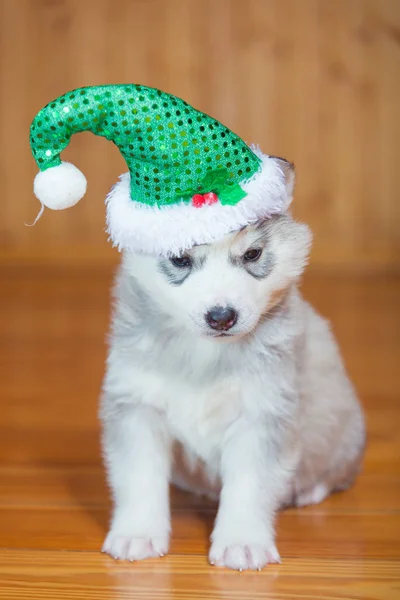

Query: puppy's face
[[123, 214, 311, 340]]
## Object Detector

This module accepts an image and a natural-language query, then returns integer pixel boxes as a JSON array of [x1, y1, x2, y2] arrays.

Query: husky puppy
[[100, 165, 365, 571]]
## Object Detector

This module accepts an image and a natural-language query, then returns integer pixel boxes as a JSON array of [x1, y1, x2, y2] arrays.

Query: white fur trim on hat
[[106, 151, 292, 257]]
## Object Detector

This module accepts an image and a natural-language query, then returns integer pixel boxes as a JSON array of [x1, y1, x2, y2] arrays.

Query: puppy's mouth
[[211, 332, 232, 338], [203, 321, 259, 341], [204, 331, 237, 341]]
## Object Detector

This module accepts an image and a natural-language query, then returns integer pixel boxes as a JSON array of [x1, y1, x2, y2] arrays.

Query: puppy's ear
[[271, 156, 295, 207], [267, 215, 313, 282]]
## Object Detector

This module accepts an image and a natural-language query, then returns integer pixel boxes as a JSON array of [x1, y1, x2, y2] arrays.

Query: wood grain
[[0, 467, 399, 512], [0, 0, 399, 270], [1, 506, 400, 559], [0, 552, 399, 600]]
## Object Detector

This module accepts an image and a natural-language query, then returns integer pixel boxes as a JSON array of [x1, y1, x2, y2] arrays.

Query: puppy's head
[[123, 163, 312, 340]]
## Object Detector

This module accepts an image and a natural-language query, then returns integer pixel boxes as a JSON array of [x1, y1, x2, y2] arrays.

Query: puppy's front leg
[[101, 404, 171, 561], [210, 417, 291, 571]]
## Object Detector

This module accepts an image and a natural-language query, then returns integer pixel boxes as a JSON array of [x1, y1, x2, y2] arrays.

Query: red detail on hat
[[192, 192, 219, 208], [192, 194, 205, 207], [203, 192, 218, 205]]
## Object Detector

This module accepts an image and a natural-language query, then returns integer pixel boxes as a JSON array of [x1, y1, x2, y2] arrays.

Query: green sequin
[[30, 84, 261, 207]]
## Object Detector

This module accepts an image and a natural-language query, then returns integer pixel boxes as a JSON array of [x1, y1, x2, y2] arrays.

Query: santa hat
[[30, 84, 293, 256]]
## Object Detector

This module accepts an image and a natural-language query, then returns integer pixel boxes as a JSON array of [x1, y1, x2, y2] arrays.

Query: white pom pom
[[33, 162, 87, 210]]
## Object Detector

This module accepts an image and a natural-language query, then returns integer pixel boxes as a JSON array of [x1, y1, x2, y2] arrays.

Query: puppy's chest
[[163, 375, 242, 461]]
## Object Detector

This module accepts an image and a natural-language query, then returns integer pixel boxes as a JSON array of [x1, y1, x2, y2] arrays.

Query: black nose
[[205, 306, 238, 331]]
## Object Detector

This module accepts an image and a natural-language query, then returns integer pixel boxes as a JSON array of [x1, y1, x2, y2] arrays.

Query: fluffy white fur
[[100, 207, 365, 571], [106, 152, 291, 256], [34, 161, 87, 210]]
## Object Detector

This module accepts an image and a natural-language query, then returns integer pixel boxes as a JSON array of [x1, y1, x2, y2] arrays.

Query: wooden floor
[[0, 267, 399, 599]]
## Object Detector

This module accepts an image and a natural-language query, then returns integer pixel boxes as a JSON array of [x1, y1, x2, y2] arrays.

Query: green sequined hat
[[30, 84, 293, 256]]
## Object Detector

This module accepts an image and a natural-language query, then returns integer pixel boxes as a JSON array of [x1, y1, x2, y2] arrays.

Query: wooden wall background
[[0, 0, 399, 270]]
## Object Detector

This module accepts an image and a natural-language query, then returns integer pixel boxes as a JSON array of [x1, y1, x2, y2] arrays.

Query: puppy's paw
[[102, 531, 169, 562], [209, 540, 280, 571]]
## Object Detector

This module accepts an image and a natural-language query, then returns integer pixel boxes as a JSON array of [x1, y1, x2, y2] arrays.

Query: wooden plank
[[0, 551, 399, 600], [0, 467, 399, 513], [0, 506, 399, 559]]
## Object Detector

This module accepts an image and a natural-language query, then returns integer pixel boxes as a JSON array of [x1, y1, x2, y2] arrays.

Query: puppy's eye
[[170, 255, 192, 268], [243, 248, 262, 262]]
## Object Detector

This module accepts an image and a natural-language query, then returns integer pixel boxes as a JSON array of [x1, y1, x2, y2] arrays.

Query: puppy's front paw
[[209, 539, 280, 571], [102, 531, 169, 562]]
